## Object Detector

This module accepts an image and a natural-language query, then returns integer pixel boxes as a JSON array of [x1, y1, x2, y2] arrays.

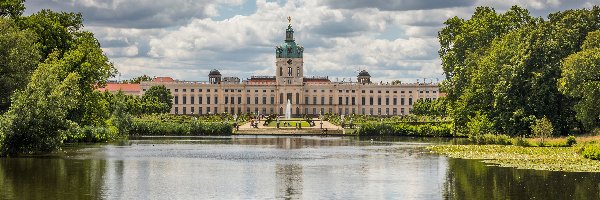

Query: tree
[[0, 3, 119, 155], [1, 51, 82, 155], [124, 75, 153, 84], [438, 6, 534, 102], [439, 6, 600, 136], [51, 32, 116, 126], [531, 116, 554, 144], [466, 112, 495, 135], [0, 18, 41, 112], [142, 85, 173, 114], [438, 6, 535, 134], [559, 30, 600, 131], [108, 91, 134, 135], [16, 9, 83, 58], [0, 0, 25, 18], [412, 98, 447, 116]]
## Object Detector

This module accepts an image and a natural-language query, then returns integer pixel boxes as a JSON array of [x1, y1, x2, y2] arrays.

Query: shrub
[[566, 136, 577, 147], [65, 124, 120, 143], [129, 118, 232, 136], [468, 134, 512, 145], [466, 112, 495, 135], [357, 122, 452, 137], [514, 137, 532, 147], [581, 143, 600, 160]]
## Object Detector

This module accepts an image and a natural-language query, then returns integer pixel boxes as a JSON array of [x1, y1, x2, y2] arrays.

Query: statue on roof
[[288, 16, 291, 24]]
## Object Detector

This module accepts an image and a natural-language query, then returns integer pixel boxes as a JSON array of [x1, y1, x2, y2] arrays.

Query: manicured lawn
[[265, 121, 311, 127]]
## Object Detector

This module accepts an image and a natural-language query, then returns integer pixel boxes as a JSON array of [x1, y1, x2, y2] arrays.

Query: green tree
[[531, 116, 554, 144], [51, 32, 116, 126], [16, 9, 83, 58], [438, 6, 533, 102], [439, 6, 600, 136], [412, 98, 447, 116], [0, 18, 41, 112], [0, 0, 25, 18], [108, 91, 134, 135], [124, 75, 153, 84], [466, 112, 495, 135], [142, 85, 173, 114], [559, 30, 600, 131], [1, 2, 119, 155], [1, 51, 82, 155], [438, 6, 535, 134]]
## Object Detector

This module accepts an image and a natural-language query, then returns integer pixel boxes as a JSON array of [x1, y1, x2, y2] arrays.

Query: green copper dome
[[276, 24, 303, 58]]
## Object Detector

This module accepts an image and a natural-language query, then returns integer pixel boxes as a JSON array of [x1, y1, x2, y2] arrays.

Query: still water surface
[[0, 136, 599, 199]]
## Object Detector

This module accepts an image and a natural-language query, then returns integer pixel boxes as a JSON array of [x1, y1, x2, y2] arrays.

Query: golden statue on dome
[[287, 16, 291, 25]]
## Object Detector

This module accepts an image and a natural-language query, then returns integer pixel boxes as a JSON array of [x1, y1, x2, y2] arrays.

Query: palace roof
[[152, 77, 175, 82]]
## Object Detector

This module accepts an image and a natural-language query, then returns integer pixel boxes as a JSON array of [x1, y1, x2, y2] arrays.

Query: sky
[[24, 0, 597, 83]]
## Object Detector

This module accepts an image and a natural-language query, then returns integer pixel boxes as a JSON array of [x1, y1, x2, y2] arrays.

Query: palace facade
[[139, 20, 441, 116]]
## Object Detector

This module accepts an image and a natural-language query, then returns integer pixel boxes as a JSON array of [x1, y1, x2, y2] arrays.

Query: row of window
[[174, 94, 436, 106], [172, 88, 285, 93], [173, 106, 412, 115], [303, 89, 438, 94], [167, 88, 437, 94]]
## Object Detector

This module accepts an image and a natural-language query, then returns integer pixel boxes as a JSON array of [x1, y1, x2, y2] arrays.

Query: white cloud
[[25, 0, 596, 82]]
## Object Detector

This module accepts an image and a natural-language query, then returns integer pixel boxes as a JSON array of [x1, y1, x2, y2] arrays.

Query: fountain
[[285, 99, 292, 119]]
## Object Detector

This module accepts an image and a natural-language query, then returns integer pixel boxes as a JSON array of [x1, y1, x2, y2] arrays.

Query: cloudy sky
[[24, 0, 596, 83]]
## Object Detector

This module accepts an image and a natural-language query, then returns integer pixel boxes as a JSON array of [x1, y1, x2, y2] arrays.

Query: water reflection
[[444, 158, 600, 199], [0, 157, 106, 199], [276, 164, 303, 199], [0, 136, 599, 199]]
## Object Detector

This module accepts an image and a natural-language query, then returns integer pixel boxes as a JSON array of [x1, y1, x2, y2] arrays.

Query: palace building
[[137, 19, 441, 116]]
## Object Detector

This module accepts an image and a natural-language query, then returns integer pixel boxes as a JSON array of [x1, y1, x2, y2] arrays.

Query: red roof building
[[152, 77, 175, 82], [97, 83, 141, 96]]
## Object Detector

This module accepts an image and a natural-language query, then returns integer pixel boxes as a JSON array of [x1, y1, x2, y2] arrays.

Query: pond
[[0, 136, 599, 199]]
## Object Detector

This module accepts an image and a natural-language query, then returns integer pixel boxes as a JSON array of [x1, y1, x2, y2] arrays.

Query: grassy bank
[[428, 142, 600, 172]]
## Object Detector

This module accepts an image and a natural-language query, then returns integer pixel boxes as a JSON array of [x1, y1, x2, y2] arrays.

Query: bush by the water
[[566, 136, 577, 147], [130, 118, 232, 135], [65, 125, 120, 143], [468, 134, 512, 145], [357, 122, 453, 137], [580, 143, 600, 160], [514, 137, 532, 147]]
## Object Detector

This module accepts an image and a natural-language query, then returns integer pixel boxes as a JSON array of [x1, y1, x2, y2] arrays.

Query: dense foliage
[[580, 143, 600, 160], [558, 30, 600, 131], [356, 122, 454, 137], [141, 85, 173, 114], [324, 113, 448, 126], [0, 2, 124, 155], [467, 134, 512, 145], [130, 114, 232, 136], [0, 18, 40, 112], [0, 0, 24, 18], [411, 97, 447, 116], [123, 74, 153, 84], [439, 6, 600, 136]]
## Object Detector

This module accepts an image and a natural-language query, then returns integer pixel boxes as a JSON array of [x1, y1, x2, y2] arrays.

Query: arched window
[[297, 67, 300, 77], [288, 67, 292, 76], [280, 67, 283, 76]]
